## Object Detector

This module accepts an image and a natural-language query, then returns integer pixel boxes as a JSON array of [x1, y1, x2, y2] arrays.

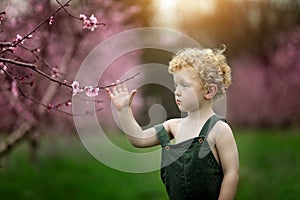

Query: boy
[[106, 47, 239, 200]]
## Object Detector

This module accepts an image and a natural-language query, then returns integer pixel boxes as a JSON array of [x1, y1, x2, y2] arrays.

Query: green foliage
[[1, 129, 300, 200]]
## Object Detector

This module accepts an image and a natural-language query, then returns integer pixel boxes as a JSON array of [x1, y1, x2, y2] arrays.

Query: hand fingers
[[116, 80, 123, 92], [129, 89, 137, 106], [122, 82, 128, 93], [106, 80, 131, 97], [106, 82, 117, 96], [105, 88, 112, 97], [112, 84, 118, 95]]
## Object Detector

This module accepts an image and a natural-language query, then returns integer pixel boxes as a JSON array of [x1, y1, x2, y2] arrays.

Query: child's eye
[[173, 83, 189, 89]]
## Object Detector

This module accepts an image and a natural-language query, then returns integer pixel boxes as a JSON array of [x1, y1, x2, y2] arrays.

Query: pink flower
[[89, 14, 97, 24], [71, 81, 82, 96], [66, 100, 72, 107], [8, 46, 16, 52], [47, 104, 54, 111], [49, 16, 54, 25], [84, 86, 99, 97], [51, 66, 59, 78], [16, 34, 22, 41], [80, 14, 99, 31], [79, 14, 87, 21], [15, 34, 24, 44]]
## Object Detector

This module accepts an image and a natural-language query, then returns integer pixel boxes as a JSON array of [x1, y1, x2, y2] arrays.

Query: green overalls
[[154, 115, 225, 200]]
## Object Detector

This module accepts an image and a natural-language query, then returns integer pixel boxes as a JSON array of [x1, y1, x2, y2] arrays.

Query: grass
[[0, 128, 300, 200], [235, 128, 300, 200]]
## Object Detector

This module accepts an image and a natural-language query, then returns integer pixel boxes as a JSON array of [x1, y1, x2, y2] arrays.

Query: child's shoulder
[[214, 119, 232, 132], [210, 119, 234, 142], [163, 118, 181, 128], [211, 119, 233, 134], [162, 118, 181, 138]]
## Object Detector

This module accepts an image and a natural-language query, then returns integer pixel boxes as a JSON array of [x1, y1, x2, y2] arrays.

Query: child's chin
[[177, 106, 187, 112]]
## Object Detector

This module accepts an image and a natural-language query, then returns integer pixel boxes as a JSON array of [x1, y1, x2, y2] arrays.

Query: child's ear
[[204, 84, 217, 100]]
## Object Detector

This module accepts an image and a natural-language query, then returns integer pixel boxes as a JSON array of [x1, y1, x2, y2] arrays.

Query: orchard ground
[[0, 128, 300, 200]]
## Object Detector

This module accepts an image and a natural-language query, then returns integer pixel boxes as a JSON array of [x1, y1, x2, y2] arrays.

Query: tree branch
[[0, 0, 73, 55], [0, 57, 36, 69]]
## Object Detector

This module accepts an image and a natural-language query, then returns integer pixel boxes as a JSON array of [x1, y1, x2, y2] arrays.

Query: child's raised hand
[[106, 80, 137, 111]]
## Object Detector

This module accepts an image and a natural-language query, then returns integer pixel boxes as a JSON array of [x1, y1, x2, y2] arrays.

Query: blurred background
[[0, 0, 300, 199]]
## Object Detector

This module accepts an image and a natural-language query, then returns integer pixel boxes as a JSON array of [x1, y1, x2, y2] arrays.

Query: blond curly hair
[[169, 46, 232, 99]]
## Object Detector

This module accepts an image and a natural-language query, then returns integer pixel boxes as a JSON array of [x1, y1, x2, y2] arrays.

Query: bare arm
[[106, 81, 160, 148], [216, 122, 239, 200]]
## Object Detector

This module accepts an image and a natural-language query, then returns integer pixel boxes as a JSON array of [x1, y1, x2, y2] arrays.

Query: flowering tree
[[228, 27, 300, 127], [0, 0, 146, 158]]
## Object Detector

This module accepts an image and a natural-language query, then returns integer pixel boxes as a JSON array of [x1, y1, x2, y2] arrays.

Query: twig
[[0, 57, 72, 89], [0, 58, 36, 69], [0, 0, 73, 55], [98, 72, 140, 89], [0, 42, 13, 47], [18, 87, 103, 117], [55, 0, 105, 26]]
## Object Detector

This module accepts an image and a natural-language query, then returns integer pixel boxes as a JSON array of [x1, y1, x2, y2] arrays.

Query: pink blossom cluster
[[15, 34, 24, 44], [84, 86, 100, 97], [71, 81, 100, 97], [14, 34, 32, 44], [7, 34, 33, 52], [79, 14, 99, 31]]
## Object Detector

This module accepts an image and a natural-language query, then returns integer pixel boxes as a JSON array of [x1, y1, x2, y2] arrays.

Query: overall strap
[[154, 124, 170, 147], [198, 115, 226, 137]]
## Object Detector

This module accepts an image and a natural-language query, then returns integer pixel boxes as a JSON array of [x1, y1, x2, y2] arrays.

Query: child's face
[[173, 68, 206, 112]]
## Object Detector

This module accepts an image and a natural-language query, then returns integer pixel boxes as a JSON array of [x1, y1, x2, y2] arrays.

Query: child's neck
[[186, 104, 214, 122]]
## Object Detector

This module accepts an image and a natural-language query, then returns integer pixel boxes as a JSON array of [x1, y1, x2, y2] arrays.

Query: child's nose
[[175, 87, 181, 96]]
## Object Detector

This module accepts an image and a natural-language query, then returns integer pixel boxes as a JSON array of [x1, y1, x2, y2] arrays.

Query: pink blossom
[[8, 46, 16, 52], [79, 14, 87, 21], [51, 66, 59, 78], [11, 81, 19, 97], [89, 14, 97, 24], [80, 14, 99, 31], [49, 16, 54, 25], [66, 100, 72, 106], [71, 81, 82, 96], [84, 86, 99, 97], [47, 104, 54, 111], [15, 34, 24, 44]]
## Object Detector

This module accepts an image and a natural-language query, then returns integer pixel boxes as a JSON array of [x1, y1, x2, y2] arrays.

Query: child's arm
[[216, 122, 239, 200], [106, 81, 161, 148]]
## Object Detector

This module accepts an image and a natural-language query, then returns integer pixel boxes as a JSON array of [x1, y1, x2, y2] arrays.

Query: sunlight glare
[[151, 0, 179, 27], [197, 0, 216, 14], [151, 0, 216, 27]]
